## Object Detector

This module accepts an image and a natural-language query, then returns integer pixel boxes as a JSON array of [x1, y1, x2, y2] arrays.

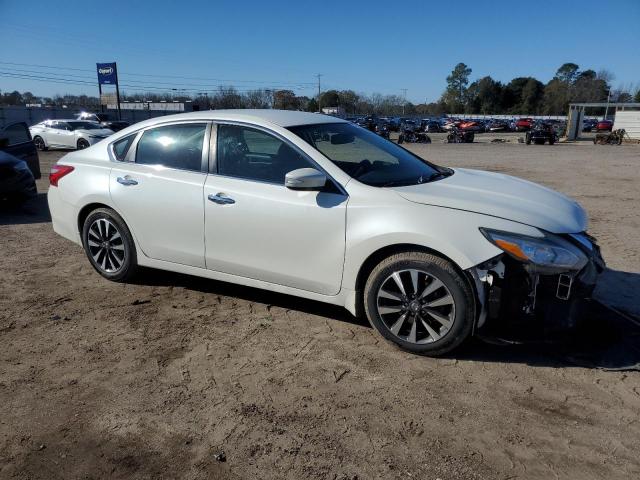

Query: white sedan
[[30, 120, 114, 151], [47, 110, 604, 355]]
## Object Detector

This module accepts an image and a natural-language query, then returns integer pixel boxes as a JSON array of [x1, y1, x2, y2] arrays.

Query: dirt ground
[[1, 135, 640, 480]]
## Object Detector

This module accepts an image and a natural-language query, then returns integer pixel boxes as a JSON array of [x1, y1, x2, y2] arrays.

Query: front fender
[[341, 200, 543, 291]]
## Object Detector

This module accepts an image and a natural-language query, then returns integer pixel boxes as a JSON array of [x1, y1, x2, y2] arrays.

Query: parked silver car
[[30, 120, 114, 150]]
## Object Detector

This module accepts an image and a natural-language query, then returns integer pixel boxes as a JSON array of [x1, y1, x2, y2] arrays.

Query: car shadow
[[457, 301, 640, 371], [133, 268, 366, 327], [0, 193, 51, 225], [438, 268, 640, 370], [134, 267, 640, 370]]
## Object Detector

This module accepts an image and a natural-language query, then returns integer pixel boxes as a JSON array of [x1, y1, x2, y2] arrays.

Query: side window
[[2, 123, 31, 145], [135, 123, 206, 172], [112, 134, 136, 161], [217, 124, 311, 184]]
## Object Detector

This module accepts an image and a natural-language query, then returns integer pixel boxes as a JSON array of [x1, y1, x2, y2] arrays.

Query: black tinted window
[[112, 134, 136, 161], [289, 123, 442, 187], [2, 123, 31, 145], [136, 123, 206, 172], [217, 124, 310, 184]]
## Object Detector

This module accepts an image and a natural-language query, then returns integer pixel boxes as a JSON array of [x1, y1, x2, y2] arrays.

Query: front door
[[54, 121, 77, 148], [204, 123, 348, 295], [109, 122, 209, 267]]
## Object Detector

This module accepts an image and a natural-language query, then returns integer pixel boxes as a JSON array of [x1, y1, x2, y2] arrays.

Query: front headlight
[[480, 228, 588, 273]]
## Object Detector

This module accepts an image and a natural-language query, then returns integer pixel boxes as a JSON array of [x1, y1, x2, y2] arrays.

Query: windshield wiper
[[381, 172, 449, 188]]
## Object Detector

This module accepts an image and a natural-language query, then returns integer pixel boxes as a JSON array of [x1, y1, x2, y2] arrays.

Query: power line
[[0, 69, 313, 94], [0, 61, 316, 87], [0, 66, 313, 90]]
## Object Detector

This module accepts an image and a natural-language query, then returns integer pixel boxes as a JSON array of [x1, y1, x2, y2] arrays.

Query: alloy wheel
[[34, 137, 45, 150], [87, 218, 126, 273], [376, 269, 455, 344]]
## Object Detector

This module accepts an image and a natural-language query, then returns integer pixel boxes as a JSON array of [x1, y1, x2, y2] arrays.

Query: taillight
[[49, 164, 75, 187]]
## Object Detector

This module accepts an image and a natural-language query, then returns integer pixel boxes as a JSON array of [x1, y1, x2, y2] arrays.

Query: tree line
[[435, 62, 638, 115], [1, 62, 638, 116]]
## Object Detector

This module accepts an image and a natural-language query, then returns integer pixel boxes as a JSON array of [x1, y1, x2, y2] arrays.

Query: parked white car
[[47, 110, 605, 355], [30, 120, 114, 151]]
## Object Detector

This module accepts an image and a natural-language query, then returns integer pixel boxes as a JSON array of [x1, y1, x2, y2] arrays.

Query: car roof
[[44, 119, 88, 122], [128, 109, 347, 130]]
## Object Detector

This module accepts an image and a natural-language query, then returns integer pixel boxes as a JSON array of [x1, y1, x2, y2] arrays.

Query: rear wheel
[[364, 252, 474, 356], [82, 208, 138, 282], [33, 136, 47, 151], [77, 138, 90, 150]]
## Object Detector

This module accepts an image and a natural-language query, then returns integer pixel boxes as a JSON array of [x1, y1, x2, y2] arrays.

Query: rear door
[[0, 122, 40, 178], [109, 121, 210, 267]]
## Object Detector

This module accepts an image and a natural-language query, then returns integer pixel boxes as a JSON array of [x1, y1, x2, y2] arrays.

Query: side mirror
[[285, 168, 327, 190]]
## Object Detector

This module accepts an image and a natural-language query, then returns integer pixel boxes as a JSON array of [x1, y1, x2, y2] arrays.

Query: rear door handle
[[117, 176, 138, 186], [208, 193, 235, 205]]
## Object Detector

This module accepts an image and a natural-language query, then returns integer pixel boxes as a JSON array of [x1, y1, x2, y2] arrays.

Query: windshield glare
[[288, 122, 447, 187]]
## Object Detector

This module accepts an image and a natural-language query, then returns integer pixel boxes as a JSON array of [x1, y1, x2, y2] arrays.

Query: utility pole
[[401, 88, 407, 115], [316, 74, 323, 112], [604, 89, 611, 120]]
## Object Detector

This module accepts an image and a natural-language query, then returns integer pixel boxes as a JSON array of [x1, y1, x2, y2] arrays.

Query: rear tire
[[364, 252, 474, 356], [82, 208, 138, 282], [33, 136, 47, 151], [77, 138, 90, 150]]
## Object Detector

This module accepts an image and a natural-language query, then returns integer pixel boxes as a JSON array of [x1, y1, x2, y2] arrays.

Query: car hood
[[391, 168, 587, 234], [77, 128, 114, 136]]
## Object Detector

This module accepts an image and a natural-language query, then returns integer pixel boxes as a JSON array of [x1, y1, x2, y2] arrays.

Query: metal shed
[[567, 102, 640, 140]]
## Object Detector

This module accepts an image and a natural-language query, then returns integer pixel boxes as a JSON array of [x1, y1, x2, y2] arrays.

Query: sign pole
[[97, 62, 120, 118], [114, 63, 122, 120], [98, 82, 104, 114]]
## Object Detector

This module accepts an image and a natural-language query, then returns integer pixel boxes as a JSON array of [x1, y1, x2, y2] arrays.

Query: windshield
[[289, 122, 450, 187], [68, 121, 103, 130]]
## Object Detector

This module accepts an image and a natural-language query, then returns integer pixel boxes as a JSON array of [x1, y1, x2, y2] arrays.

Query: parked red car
[[596, 119, 613, 132], [515, 118, 534, 131]]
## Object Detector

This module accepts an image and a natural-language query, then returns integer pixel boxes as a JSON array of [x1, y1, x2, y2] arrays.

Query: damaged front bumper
[[468, 232, 606, 335]]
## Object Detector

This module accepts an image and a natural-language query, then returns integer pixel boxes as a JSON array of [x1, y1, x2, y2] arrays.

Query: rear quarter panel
[[48, 146, 113, 244]]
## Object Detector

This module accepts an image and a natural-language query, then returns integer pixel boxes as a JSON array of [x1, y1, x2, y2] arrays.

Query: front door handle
[[117, 176, 138, 186], [208, 193, 235, 205]]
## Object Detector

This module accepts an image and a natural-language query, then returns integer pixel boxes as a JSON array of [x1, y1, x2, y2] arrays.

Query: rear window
[[112, 134, 136, 161]]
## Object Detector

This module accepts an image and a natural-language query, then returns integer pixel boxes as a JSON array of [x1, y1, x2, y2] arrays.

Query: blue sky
[[0, 0, 638, 103]]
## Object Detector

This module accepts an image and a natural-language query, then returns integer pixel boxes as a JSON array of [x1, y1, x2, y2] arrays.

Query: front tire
[[77, 138, 90, 150], [82, 208, 138, 282], [364, 252, 474, 356]]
